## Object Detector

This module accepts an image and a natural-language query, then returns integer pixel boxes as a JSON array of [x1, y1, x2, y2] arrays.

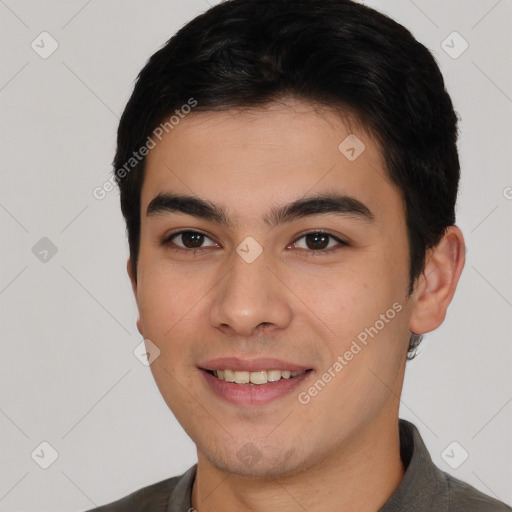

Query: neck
[[191, 413, 405, 512]]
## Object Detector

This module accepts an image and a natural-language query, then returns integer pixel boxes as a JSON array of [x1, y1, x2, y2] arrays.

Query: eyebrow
[[146, 192, 375, 229]]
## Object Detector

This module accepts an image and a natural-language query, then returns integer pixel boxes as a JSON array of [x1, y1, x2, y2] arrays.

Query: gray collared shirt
[[86, 419, 511, 511]]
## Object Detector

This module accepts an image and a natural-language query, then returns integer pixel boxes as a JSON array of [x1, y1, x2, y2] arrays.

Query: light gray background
[[0, 1, 511, 510]]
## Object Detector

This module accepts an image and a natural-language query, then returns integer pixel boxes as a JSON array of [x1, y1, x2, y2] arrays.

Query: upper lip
[[199, 357, 311, 373]]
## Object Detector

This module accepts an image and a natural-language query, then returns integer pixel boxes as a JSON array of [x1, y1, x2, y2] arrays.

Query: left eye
[[165, 231, 218, 250], [291, 232, 346, 251]]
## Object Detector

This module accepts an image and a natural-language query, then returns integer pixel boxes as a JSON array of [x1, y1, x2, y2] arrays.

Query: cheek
[[312, 270, 389, 342], [136, 264, 196, 344], [307, 264, 407, 371], [297, 307, 408, 432], [138, 253, 204, 313]]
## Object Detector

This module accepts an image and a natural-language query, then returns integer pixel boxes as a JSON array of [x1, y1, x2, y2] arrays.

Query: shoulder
[[81, 468, 193, 512], [443, 471, 512, 512]]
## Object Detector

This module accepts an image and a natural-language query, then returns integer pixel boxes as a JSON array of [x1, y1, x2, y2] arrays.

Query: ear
[[127, 258, 143, 337], [409, 226, 466, 335]]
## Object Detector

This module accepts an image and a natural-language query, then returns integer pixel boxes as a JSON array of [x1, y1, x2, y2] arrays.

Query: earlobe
[[136, 316, 143, 337], [409, 226, 466, 335], [126, 259, 144, 336], [127, 258, 137, 296]]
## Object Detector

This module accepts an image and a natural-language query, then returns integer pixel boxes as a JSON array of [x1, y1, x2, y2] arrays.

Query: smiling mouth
[[205, 369, 312, 385]]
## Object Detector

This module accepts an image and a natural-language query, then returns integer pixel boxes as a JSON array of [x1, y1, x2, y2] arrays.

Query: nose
[[208, 249, 294, 338]]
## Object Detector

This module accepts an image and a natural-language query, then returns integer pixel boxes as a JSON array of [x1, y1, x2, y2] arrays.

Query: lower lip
[[200, 369, 312, 406]]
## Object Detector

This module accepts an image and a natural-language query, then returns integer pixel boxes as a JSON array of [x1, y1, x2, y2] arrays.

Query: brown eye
[[292, 231, 347, 253], [178, 231, 205, 248], [304, 233, 329, 250], [164, 230, 218, 251]]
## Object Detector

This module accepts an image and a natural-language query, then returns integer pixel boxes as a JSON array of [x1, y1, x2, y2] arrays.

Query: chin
[[202, 443, 315, 480]]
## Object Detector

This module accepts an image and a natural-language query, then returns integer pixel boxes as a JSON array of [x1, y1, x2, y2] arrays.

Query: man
[[86, 0, 511, 510]]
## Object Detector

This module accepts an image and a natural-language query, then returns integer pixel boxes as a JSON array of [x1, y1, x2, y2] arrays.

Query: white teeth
[[212, 369, 306, 384], [249, 371, 267, 384], [234, 371, 250, 384], [223, 369, 235, 382], [266, 370, 282, 382]]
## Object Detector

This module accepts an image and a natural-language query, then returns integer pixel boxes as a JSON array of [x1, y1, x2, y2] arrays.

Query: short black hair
[[114, 0, 460, 357]]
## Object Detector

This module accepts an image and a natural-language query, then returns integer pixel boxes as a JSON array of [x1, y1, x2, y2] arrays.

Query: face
[[131, 100, 415, 478]]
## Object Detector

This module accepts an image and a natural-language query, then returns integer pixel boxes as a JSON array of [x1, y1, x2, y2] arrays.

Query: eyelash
[[160, 230, 348, 257]]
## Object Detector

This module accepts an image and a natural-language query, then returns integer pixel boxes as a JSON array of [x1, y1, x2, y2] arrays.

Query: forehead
[[141, 100, 402, 227]]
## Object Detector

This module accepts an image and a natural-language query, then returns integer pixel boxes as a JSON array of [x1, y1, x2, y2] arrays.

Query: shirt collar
[[166, 463, 196, 512], [379, 419, 449, 511]]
